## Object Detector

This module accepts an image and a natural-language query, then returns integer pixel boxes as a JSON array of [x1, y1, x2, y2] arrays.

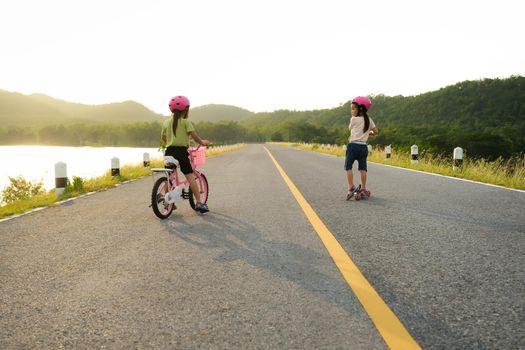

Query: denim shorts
[[344, 143, 368, 171]]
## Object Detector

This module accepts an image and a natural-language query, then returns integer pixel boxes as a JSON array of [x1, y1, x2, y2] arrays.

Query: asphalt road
[[1, 144, 524, 349]]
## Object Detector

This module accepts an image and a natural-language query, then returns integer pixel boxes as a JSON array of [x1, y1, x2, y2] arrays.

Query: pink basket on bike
[[190, 146, 206, 166]]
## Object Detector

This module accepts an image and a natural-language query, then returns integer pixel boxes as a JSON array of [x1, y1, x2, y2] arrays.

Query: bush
[[1, 176, 45, 204], [66, 176, 85, 193]]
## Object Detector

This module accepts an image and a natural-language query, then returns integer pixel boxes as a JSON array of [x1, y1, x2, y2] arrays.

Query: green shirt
[[161, 118, 195, 147]]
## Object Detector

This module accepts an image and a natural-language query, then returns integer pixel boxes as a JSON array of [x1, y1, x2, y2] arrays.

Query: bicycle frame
[[151, 146, 206, 205], [154, 165, 205, 195]]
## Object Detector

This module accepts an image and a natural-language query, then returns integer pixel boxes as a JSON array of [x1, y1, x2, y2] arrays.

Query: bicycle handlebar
[[189, 145, 205, 152]]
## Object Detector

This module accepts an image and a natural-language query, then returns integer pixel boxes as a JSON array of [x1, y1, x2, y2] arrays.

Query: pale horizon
[[1, 0, 524, 114]]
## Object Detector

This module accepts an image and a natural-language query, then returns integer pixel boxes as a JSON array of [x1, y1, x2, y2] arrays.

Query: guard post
[[411, 144, 419, 165], [111, 157, 120, 176], [453, 147, 463, 171], [143, 152, 150, 167], [55, 162, 67, 195]]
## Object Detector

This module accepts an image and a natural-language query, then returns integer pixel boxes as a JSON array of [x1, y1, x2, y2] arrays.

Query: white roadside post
[[55, 162, 67, 195], [111, 157, 120, 176], [453, 147, 463, 171], [411, 144, 419, 165], [367, 145, 372, 153], [143, 152, 150, 167], [385, 144, 392, 160]]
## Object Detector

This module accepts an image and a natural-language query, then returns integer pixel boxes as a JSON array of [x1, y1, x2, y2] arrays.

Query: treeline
[[0, 119, 334, 148], [0, 121, 258, 147], [0, 123, 162, 147], [0, 116, 523, 160]]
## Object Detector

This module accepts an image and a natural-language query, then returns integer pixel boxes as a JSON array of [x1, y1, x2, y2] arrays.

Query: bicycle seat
[[164, 156, 179, 169]]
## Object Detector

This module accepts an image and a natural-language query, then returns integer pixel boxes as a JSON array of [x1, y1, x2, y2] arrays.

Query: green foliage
[[1, 176, 45, 204], [270, 130, 284, 141], [0, 126, 38, 144], [0, 122, 165, 147], [195, 120, 248, 144], [66, 176, 85, 193]]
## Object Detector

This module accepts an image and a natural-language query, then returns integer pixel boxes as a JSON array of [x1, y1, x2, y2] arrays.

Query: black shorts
[[165, 146, 193, 174], [344, 143, 369, 171]]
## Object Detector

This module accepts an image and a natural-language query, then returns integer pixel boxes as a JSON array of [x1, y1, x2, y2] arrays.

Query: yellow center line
[[264, 147, 421, 350]]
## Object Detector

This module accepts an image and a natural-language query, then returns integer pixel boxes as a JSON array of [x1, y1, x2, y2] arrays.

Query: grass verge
[[270, 142, 525, 190], [0, 144, 245, 220]]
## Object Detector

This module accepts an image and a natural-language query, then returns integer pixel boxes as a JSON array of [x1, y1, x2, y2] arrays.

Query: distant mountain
[[0, 90, 163, 126], [188, 104, 255, 122], [0, 90, 256, 126]]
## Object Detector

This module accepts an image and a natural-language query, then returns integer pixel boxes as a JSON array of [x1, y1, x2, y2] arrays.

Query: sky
[[1, 0, 524, 114]]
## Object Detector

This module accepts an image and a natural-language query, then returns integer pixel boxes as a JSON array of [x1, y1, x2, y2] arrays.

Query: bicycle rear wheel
[[151, 176, 174, 219], [189, 173, 209, 210]]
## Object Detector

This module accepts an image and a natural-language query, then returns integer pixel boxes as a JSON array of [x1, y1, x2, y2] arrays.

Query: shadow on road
[[160, 210, 489, 350], [160, 211, 369, 318]]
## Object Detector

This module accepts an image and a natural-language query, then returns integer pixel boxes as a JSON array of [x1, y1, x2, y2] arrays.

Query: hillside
[[0, 90, 163, 126], [370, 76, 525, 127], [247, 76, 525, 127], [243, 76, 525, 158], [189, 104, 255, 122], [0, 91, 255, 126]]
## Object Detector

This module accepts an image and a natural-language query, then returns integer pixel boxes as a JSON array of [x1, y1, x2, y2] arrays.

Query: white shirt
[[348, 116, 376, 144]]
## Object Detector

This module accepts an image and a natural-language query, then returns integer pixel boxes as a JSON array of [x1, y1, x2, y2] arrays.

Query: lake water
[[0, 146, 164, 192]]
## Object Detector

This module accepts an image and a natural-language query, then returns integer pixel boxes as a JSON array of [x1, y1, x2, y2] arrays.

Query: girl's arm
[[190, 131, 212, 146], [160, 127, 167, 149], [369, 127, 378, 136]]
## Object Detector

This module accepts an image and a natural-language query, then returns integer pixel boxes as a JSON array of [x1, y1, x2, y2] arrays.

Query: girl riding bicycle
[[160, 95, 212, 213]]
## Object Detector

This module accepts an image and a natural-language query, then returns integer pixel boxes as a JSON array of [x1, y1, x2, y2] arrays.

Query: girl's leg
[[359, 146, 368, 189], [345, 144, 355, 191], [184, 173, 202, 203], [346, 170, 354, 190], [359, 170, 367, 189]]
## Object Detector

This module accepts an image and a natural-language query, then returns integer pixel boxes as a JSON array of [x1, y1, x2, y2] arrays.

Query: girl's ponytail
[[358, 104, 370, 133], [172, 109, 184, 135], [363, 111, 370, 133]]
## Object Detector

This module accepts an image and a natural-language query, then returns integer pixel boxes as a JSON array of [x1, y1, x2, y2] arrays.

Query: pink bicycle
[[150, 146, 209, 219]]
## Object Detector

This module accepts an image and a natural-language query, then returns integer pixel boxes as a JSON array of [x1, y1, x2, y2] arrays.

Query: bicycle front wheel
[[151, 176, 174, 219], [189, 173, 209, 210]]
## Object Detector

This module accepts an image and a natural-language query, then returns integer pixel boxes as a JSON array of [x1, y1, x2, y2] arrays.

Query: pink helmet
[[352, 96, 371, 110], [169, 95, 190, 112]]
